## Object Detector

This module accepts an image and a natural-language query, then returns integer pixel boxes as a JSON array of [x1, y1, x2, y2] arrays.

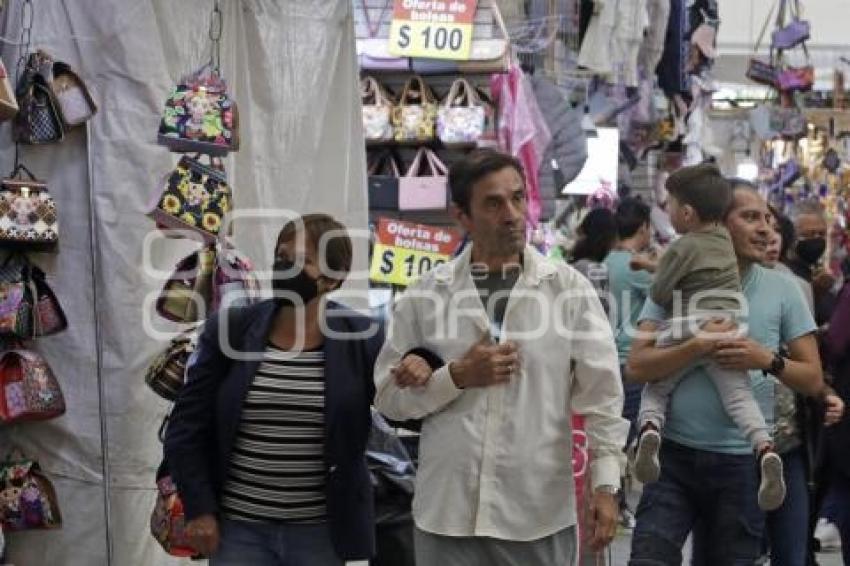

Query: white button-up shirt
[[374, 245, 628, 541]]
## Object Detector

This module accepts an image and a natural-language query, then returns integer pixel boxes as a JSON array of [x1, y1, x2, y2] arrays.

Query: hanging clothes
[[638, 0, 671, 75], [491, 64, 551, 226], [578, 0, 649, 87]]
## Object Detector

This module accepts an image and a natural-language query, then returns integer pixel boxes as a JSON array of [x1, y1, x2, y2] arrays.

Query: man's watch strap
[[765, 351, 786, 377], [594, 484, 619, 495]]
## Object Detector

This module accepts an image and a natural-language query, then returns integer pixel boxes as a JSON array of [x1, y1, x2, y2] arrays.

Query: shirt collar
[[434, 244, 558, 288]]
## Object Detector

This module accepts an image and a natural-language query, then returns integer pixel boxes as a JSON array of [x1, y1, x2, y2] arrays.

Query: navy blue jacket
[[164, 299, 384, 560]]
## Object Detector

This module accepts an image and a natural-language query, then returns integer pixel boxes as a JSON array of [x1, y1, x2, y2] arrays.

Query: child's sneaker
[[757, 450, 786, 511], [634, 427, 661, 484]]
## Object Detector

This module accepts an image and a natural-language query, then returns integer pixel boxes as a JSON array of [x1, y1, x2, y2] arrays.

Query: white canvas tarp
[[0, 1, 367, 563]]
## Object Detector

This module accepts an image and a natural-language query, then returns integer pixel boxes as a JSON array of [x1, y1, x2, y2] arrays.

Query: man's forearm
[[626, 338, 705, 383], [776, 359, 824, 398]]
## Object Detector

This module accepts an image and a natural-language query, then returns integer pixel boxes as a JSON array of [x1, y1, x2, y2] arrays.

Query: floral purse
[[0, 164, 59, 252], [0, 255, 67, 340], [158, 65, 239, 156], [361, 76, 394, 142], [392, 75, 437, 142], [0, 451, 62, 531], [149, 155, 232, 244], [437, 78, 486, 145], [0, 348, 65, 425]]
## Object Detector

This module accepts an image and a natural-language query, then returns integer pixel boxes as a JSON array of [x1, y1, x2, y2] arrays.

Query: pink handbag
[[399, 149, 448, 211]]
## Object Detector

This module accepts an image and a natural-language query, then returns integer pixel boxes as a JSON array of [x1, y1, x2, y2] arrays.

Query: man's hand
[[690, 318, 738, 356], [712, 337, 773, 371], [586, 490, 618, 552], [812, 269, 835, 294], [629, 253, 657, 273], [824, 392, 845, 426], [391, 354, 433, 388], [449, 334, 519, 389], [185, 513, 219, 557]]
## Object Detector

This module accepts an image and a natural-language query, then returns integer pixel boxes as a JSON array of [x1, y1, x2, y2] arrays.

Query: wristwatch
[[594, 484, 619, 495], [764, 351, 786, 377]]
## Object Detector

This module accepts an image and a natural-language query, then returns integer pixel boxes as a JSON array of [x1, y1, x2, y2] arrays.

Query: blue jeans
[[764, 447, 809, 566], [629, 439, 765, 566], [210, 519, 343, 566], [827, 474, 850, 566]]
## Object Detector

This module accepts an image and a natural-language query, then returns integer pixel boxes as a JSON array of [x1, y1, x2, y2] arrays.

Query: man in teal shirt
[[626, 183, 825, 565], [605, 197, 653, 445]]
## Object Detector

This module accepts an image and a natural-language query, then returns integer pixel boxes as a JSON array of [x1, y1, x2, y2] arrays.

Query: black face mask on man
[[795, 237, 826, 265], [271, 258, 320, 305]]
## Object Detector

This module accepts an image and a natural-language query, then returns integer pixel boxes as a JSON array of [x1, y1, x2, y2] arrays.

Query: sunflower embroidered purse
[[149, 155, 232, 243]]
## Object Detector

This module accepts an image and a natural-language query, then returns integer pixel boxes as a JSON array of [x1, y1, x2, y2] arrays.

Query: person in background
[[165, 214, 397, 565], [823, 278, 850, 565], [767, 207, 814, 313], [374, 149, 628, 566], [762, 209, 845, 566], [570, 207, 619, 314], [604, 196, 654, 528], [627, 180, 824, 565], [786, 200, 836, 327]]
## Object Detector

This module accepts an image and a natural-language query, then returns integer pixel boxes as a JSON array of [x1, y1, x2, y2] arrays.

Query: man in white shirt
[[374, 149, 629, 565]]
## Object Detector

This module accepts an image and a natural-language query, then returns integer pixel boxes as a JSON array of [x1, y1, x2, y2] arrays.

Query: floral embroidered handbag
[[0, 165, 59, 252], [0, 347, 65, 424], [391, 75, 437, 142], [437, 78, 486, 145], [0, 451, 62, 531], [361, 76, 394, 142], [0, 256, 66, 339], [151, 457, 202, 558], [212, 245, 260, 312], [149, 155, 232, 244], [145, 328, 198, 401], [157, 65, 239, 156]]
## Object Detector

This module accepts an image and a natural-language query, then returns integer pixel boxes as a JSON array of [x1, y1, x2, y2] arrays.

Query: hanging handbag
[[156, 246, 216, 324], [13, 51, 64, 145], [158, 65, 239, 156], [145, 329, 198, 401], [437, 78, 486, 145], [0, 57, 18, 122], [367, 151, 400, 211], [150, 458, 201, 558], [0, 348, 65, 424], [50, 61, 97, 128], [399, 148, 448, 211], [746, 1, 780, 87], [0, 256, 66, 339], [28, 263, 67, 337], [769, 106, 807, 138], [361, 76, 395, 142], [0, 165, 59, 252], [391, 76, 437, 142], [776, 64, 814, 93], [771, 0, 810, 50], [0, 451, 62, 531], [212, 245, 260, 312], [149, 155, 232, 244]]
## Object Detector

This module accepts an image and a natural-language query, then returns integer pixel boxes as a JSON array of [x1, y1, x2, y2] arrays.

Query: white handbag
[[361, 76, 394, 142], [437, 78, 486, 145]]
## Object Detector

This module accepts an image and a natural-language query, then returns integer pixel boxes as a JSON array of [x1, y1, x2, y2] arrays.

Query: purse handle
[[444, 78, 478, 108], [405, 148, 447, 177], [7, 163, 38, 181], [752, 0, 778, 55], [368, 150, 401, 177], [361, 76, 391, 107], [399, 75, 433, 106]]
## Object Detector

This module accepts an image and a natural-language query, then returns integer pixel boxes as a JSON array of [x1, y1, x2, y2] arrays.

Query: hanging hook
[[208, 0, 223, 72]]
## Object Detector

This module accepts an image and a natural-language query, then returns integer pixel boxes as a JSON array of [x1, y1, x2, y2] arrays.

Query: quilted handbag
[[149, 155, 232, 244], [13, 51, 63, 145], [391, 75, 437, 142], [771, 0, 809, 50], [361, 76, 394, 142], [437, 78, 486, 145], [0, 348, 65, 424], [158, 65, 239, 156], [50, 61, 97, 128], [150, 458, 201, 558], [0, 165, 59, 252], [145, 329, 197, 401], [367, 151, 400, 211], [0, 451, 62, 531], [747, 58, 780, 87], [399, 148, 448, 211], [0, 57, 18, 122], [777, 65, 814, 92], [0, 256, 65, 339]]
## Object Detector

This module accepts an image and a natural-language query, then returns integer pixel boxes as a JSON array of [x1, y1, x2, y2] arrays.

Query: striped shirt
[[221, 345, 327, 523]]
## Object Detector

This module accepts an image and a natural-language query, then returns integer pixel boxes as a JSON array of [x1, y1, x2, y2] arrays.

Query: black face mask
[[271, 258, 320, 306], [795, 237, 826, 265]]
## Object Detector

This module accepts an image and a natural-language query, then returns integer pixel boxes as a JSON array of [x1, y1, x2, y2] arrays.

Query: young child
[[633, 163, 786, 511]]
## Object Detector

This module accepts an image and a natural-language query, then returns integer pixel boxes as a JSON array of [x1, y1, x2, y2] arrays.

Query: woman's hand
[[186, 514, 220, 557], [824, 392, 845, 426], [391, 354, 433, 388]]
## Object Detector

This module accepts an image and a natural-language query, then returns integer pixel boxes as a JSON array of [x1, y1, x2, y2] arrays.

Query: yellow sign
[[370, 243, 451, 286], [369, 218, 460, 287], [388, 0, 478, 61]]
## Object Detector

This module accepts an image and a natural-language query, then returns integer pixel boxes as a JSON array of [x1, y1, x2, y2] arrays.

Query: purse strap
[[400, 75, 433, 105], [7, 163, 38, 181], [752, 0, 779, 55], [405, 148, 447, 177], [368, 150, 400, 177], [361, 0, 392, 39], [444, 78, 478, 108]]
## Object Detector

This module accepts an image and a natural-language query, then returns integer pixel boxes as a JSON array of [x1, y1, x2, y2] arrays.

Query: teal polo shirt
[[638, 263, 816, 454], [605, 250, 653, 364]]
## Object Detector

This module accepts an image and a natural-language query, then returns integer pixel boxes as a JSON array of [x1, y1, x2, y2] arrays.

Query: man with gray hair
[[786, 200, 836, 326]]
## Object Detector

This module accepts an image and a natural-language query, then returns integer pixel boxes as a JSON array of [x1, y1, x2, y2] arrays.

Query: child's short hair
[[665, 163, 731, 223]]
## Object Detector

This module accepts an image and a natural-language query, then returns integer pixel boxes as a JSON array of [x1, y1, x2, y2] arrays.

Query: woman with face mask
[[164, 214, 427, 566]]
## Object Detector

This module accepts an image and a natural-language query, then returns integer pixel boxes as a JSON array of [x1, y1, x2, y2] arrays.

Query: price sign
[[369, 218, 460, 287], [388, 0, 478, 61]]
